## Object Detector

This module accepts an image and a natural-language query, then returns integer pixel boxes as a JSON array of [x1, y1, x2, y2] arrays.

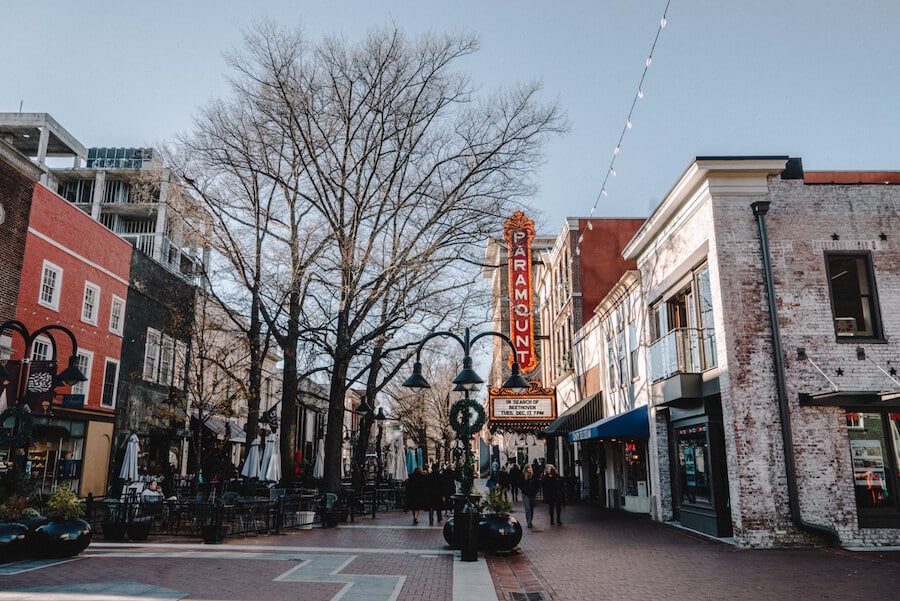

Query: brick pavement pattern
[[2, 501, 900, 600], [488, 500, 900, 601]]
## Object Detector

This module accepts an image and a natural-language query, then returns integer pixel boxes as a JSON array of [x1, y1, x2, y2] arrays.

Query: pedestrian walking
[[521, 463, 541, 528], [509, 462, 523, 502], [428, 463, 444, 525], [497, 465, 510, 501], [542, 464, 565, 525], [406, 466, 430, 525]]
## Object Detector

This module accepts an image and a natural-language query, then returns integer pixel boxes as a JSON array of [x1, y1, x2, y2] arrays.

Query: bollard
[[459, 501, 479, 562]]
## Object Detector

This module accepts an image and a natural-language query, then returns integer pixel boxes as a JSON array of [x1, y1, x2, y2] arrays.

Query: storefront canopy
[[202, 417, 247, 443], [567, 405, 649, 443]]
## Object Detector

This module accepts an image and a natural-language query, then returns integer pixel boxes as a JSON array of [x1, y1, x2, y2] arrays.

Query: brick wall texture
[[641, 172, 900, 548]]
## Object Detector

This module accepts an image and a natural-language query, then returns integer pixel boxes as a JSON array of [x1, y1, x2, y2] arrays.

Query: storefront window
[[847, 411, 899, 513], [623, 441, 648, 497], [677, 425, 711, 506]]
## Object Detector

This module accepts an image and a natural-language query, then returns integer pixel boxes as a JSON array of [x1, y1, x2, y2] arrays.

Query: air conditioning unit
[[835, 317, 857, 336]]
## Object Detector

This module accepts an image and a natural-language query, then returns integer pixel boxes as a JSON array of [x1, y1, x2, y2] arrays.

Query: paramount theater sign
[[489, 212, 557, 428], [503, 211, 537, 373]]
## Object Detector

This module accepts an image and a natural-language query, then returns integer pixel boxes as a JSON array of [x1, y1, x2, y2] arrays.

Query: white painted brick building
[[623, 156, 900, 547]]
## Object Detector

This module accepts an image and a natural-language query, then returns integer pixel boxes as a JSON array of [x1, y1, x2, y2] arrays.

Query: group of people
[[492, 461, 566, 528], [405, 463, 457, 525], [406, 458, 567, 529]]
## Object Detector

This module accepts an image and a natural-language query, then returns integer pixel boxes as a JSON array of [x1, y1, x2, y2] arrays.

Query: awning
[[202, 418, 247, 443], [568, 405, 649, 443], [798, 389, 900, 408], [544, 396, 594, 436]]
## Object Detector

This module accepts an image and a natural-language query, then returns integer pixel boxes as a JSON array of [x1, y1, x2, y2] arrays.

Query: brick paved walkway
[[488, 499, 900, 601], [2, 499, 899, 600]]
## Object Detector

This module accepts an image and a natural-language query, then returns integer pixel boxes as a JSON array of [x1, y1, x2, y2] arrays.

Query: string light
[[575, 0, 671, 257]]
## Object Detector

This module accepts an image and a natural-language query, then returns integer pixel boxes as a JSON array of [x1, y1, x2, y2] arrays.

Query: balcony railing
[[648, 327, 717, 382]]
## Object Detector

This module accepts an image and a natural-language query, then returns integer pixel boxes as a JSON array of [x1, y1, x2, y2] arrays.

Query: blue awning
[[567, 405, 649, 442]]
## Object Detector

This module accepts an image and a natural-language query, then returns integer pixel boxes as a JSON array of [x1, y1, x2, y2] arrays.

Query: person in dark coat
[[497, 465, 510, 501], [508, 463, 523, 502], [406, 466, 430, 525], [542, 464, 565, 525], [521, 463, 541, 528], [441, 463, 457, 517], [428, 463, 444, 525]]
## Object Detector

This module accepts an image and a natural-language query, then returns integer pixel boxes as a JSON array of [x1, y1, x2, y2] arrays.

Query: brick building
[[622, 156, 900, 547], [11, 181, 132, 497]]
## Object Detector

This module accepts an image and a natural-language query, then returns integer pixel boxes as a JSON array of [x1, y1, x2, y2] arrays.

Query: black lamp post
[[402, 326, 529, 561], [0, 319, 88, 470]]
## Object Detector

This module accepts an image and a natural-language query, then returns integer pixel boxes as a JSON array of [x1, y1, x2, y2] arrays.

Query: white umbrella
[[260, 432, 281, 483], [385, 449, 396, 479], [241, 438, 261, 479], [119, 433, 140, 482], [313, 438, 325, 480], [392, 438, 407, 481]]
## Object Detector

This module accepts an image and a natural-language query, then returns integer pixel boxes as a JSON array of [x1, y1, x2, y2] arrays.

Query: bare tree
[[179, 21, 565, 491]]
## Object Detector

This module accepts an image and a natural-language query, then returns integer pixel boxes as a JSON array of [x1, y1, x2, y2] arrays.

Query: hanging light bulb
[[610, 167, 616, 176], [637, 89, 644, 99], [614, 145, 620, 154], [575, 245, 581, 256], [660, 17, 667, 28], [578, 234, 585, 245], [626, 118, 632, 129], [601, 189, 608, 196], [587, 221, 593, 230], [646, 56, 652, 67], [590, 206, 596, 215]]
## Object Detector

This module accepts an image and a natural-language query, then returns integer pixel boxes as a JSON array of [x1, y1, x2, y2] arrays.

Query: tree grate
[[508, 593, 545, 601]]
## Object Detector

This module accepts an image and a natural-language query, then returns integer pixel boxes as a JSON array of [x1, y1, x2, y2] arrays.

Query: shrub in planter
[[31, 485, 92, 558]]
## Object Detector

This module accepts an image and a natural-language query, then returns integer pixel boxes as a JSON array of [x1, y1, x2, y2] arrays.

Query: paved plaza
[[1, 497, 899, 600]]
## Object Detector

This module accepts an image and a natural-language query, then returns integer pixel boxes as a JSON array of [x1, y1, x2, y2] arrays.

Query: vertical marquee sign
[[503, 211, 537, 373]]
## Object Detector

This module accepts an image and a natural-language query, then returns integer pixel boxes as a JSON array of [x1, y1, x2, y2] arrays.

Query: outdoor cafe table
[[237, 497, 272, 534]]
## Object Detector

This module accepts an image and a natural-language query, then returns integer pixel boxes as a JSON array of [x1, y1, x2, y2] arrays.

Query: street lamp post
[[0, 319, 88, 471], [402, 326, 529, 561]]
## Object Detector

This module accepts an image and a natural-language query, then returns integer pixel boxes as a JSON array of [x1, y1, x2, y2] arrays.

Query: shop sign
[[503, 211, 537, 373]]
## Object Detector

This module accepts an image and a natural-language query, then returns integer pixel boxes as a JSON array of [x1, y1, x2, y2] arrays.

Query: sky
[[2, 1, 899, 235]]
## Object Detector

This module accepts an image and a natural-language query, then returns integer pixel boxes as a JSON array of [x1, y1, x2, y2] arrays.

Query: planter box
[[296, 511, 315, 530]]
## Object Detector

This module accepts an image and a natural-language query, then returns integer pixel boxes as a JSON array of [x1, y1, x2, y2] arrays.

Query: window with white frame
[[109, 295, 125, 335], [81, 282, 100, 325], [158, 335, 175, 386], [100, 359, 119, 408], [70, 350, 93, 399], [30, 336, 51, 361], [143, 328, 161, 381], [39, 261, 62, 311]]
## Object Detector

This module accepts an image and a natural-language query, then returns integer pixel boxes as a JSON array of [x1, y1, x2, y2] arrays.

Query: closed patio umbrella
[[240, 438, 261, 479], [313, 438, 325, 480], [392, 438, 407, 481], [119, 433, 140, 482], [416, 448, 423, 469], [406, 448, 415, 475], [260, 433, 281, 483]]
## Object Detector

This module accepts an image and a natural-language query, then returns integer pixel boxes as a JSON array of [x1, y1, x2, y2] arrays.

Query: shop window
[[676, 424, 711, 506], [847, 411, 900, 523], [624, 441, 648, 497], [827, 253, 882, 340]]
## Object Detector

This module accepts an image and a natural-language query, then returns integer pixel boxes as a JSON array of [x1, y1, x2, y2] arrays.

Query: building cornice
[[622, 156, 789, 260]]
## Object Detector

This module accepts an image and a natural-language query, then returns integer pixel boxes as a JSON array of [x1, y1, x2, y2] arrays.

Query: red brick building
[[13, 182, 132, 496]]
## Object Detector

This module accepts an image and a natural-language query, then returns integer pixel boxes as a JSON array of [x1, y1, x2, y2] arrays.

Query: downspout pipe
[[752, 201, 840, 547]]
